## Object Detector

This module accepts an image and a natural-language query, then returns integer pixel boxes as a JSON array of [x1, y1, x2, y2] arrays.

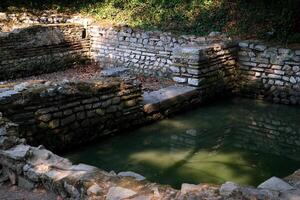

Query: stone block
[[106, 187, 137, 200], [48, 120, 60, 129], [170, 66, 180, 73], [188, 78, 200, 86], [18, 176, 35, 190], [239, 42, 249, 48], [254, 44, 267, 51], [37, 114, 52, 122], [61, 115, 76, 126], [187, 68, 200, 75], [173, 77, 187, 83]]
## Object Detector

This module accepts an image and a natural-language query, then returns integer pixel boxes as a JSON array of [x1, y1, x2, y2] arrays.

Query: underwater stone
[[118, 171, 145, 181]]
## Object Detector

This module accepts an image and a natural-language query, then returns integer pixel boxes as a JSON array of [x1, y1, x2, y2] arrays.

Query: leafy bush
[[1, 0, 299, 43]]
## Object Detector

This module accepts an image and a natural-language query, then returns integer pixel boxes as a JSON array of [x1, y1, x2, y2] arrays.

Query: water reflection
[[65, 98, 300, 188]]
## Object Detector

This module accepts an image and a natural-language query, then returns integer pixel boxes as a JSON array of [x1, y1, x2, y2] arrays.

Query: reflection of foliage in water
[[65, 98, 300, 188]]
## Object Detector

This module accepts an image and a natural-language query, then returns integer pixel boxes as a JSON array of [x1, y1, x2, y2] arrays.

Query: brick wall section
[[0, 24, 90, 80], [0, 79, 143, 151], [238, 41, 300, 104]]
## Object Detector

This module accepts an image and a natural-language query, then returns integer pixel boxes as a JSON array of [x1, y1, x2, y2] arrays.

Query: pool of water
[[65, 98, 300, 188]]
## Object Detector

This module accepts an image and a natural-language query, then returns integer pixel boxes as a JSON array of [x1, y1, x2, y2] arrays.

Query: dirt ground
[[2, 64, 175, 92], [0, 182, 58, 200]]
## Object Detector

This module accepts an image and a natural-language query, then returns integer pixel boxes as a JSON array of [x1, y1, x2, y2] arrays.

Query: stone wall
[[172, 43, 238, 96], [0, 78, 143, 151], [238, 41, 300, 104], [1, 112, 299, 200], [0, 23, 90, 80], [232, 105, 300, 161], [90, 25, 234, 79]]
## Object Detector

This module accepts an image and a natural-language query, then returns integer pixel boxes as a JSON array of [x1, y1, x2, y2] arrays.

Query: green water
[[65, 98, 300, 188]]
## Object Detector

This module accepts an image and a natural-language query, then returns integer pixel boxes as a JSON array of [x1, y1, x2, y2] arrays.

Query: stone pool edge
[[1, 111, 300, 199]]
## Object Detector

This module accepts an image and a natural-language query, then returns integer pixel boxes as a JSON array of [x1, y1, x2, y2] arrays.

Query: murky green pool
[[65, 98, 300, 188]]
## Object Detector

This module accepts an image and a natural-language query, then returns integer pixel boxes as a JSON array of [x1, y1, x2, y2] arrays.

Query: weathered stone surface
[[0, 79, 143, 150], [118, 171, 146, 181], [173, 77, 187, 83], [0, 24, 90, 81], [258, 177, 294, 192], [1, 144, 30, 160], [238, 41, 300, 104], [106, 187, 137, 200], [18, 176, 35, 190], [87, 183, 102, 196], [220, 182, 239, 196]]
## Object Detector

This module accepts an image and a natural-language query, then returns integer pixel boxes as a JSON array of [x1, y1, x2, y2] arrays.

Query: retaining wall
[[0, 79, 143, 150], [1, 114, 299, 200], [90, 25, 234, 78], [0, 23, 90, 80], [238, 41, 300, 104]]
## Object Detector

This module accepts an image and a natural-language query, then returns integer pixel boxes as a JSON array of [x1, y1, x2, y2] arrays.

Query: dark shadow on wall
[[237, 48, 300, 104], [0, 23, 90, 81], [65, 97, 300, 188]]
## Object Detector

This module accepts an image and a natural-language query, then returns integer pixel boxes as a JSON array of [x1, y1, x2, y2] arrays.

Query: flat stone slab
[[100, 67, 130, 77], [1, 144, 30, 160], [143, 85, 196, 104], [106, 186, 137, 200]]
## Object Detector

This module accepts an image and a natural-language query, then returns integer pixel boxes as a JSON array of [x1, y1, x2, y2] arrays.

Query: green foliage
[[1, 0, 299, 43]]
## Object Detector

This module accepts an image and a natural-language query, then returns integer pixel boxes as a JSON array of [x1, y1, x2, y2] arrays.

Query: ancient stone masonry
[[0, 79, 143, 150], [90, 25, 235, 79], [0, 24, 90, 80], [225, 100, 300, 161], [1, 114, 300, 200], [171, 43, 238, 95], [238, 41, 300, 104]]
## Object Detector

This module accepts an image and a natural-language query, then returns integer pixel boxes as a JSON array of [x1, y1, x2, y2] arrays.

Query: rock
[[185, 129, 197, 136], [239, 187, 279, 200], [129, 194, 153, 200], [209, 31, 222, 37], [258, 177, 294, 192], [220, 182, 239, 196], [3, 167, 17, 185], [106, 186, 137, 200], [14, 82, 30, 92], [0, 127, 6, 136], [172, 77, 187, 83], [18, 176, 35, 190], [239, 42, 249, 48], [254, 45, 267, 51], [279, 189, 300, 200], [180, 183, 202, 194], [290, 76, 297, 84], [170, 66, 180, 73], [293, 66, 300, 73], [87, 183, 102, 196], [100, 67, 129, 77], [1, 144, 30, 160], [118, 171, 146, 181], [0, 12, 7, 20], [64, 182, 80, 199]]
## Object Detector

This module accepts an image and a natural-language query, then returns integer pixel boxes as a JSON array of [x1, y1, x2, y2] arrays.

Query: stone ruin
[[0, 12, 300, 199]]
